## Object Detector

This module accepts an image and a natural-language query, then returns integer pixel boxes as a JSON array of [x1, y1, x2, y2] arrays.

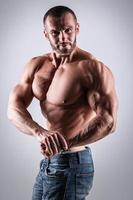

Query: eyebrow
[[50, 26, 73, 31]]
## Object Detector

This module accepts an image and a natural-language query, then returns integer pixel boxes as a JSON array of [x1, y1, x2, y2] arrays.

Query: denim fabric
[[32, 146, 94, 200]]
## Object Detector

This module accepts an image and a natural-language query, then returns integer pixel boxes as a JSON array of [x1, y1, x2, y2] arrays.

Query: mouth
[[59, 43, 70, 47]]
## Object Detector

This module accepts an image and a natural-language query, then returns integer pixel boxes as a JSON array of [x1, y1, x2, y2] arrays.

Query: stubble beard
[[50, 38, 77, 56]]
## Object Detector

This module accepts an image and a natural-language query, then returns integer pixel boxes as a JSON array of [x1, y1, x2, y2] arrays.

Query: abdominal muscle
[[40, 96, 96, 141]]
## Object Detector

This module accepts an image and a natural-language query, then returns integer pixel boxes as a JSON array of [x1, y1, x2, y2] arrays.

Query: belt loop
[[68, 155, 72, 167], [85, 146, 90, 153], [77, 151, 81, 164]]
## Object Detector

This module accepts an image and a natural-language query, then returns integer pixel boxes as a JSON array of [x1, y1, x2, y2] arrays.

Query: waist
[[43, 145, 93, 166], [61, 145, 88, 154]]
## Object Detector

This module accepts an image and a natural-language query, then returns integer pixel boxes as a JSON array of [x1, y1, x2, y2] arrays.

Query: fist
[[39, 131, 69, 158]]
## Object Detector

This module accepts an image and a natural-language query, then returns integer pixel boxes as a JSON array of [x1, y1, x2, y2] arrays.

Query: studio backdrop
[[0, 0, 133, 200]]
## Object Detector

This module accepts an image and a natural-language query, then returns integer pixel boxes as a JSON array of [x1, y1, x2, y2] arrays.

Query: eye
[[65, 28, 72, 34], [51, 31, 59, 37]]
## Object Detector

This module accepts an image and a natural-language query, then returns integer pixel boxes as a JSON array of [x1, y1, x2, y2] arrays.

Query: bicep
[[87, 62, 118, 132], [99, 65, 118, 132]]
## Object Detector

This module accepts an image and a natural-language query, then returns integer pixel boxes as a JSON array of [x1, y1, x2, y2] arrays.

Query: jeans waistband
[[43, 146, 93, 167], [61, 145, 87, 153]]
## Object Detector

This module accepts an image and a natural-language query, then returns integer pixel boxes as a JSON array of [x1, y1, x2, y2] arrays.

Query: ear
[[76, 23, 80, 34], [43, 29, 49, 39]]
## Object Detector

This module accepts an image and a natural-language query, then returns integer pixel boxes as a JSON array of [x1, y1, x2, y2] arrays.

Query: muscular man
[[7, 6, 118, 200]]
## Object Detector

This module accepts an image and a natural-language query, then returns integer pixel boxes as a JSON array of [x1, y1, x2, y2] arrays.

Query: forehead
[[45, 13, 76, 30]]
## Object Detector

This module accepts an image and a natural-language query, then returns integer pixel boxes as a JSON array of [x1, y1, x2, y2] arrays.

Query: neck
[[53, 47, 78, 66]]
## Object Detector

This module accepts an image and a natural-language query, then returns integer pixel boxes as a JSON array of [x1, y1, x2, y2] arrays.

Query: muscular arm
[[7, 57, 45, 138], [68, 60, 118, 147], [7, 56, 68, 157]]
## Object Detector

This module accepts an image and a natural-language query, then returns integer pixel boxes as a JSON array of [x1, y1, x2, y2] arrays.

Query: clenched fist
[[37, 130, 69, 158]]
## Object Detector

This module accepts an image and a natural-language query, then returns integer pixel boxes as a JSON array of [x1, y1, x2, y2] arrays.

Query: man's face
[[44, 13, 79, 56]]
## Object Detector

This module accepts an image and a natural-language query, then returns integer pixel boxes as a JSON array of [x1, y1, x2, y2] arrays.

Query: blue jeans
[[32, 146, 94, 200]]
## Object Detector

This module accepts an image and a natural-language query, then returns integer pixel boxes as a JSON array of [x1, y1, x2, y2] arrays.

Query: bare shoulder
[[79, 48, 113, 76], [87, 56, 115, 94], [77, 48, 97, 61], [23, 54, 48, 73], [19, 54, 49, 83], [78, 48, 115, 90], [9, 54, 50, 105]]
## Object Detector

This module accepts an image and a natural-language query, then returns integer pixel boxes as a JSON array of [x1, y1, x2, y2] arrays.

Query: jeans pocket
[[44, 164, 69, 178]]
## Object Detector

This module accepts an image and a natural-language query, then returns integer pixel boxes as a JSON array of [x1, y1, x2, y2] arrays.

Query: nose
[[59, 31, 66, 42]]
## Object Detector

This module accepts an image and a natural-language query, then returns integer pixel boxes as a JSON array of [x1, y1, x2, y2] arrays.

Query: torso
[[32, 48, 97, 140]]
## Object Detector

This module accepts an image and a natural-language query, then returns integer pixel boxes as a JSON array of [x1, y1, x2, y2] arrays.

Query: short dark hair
[[43, 6, 77, 25]]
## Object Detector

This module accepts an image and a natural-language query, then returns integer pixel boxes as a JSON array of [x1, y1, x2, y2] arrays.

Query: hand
[[38, 130, 69, 158], [52, 52, 58, 68], [52, 52, 69, 68]]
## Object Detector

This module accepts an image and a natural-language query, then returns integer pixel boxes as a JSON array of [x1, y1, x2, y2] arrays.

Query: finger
[[40, 144, 46, 153], [40, 148, 46, 155], [56, 133, 68, 150], [49, 135, 60, 154], [45, 137, 54, 156], [48, 135, 60, 155], [40, 148, 46, 157], [52, 52, 58, 68], [53, 133, 62, 152], [40, 143, 46, 151], [40, 146, 50, 158], [40, 135, 56, 156]]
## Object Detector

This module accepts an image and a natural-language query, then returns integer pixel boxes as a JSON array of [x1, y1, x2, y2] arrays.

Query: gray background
[[0, 0, 133, 199]]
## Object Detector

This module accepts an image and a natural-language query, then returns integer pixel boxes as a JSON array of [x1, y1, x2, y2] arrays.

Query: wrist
[[31, 122, 47, 141]]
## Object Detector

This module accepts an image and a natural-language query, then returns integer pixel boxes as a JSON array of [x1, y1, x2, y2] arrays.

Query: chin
[[57, 48, 74, 56], [59, 52, 71, 56]]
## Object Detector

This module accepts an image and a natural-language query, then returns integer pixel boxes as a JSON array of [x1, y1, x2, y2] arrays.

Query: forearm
[[68, 112, 113, 147], [7, 105, 46, 138]]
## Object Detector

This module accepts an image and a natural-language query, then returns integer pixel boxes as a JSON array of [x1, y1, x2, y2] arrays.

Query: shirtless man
[[7, 6, 118, 200]]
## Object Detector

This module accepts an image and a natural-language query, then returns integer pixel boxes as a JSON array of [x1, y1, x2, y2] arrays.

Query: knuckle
[[53, 132, 58, 137]]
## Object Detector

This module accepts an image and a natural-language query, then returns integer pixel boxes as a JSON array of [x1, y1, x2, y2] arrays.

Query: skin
[[7, 12, 118, 158]]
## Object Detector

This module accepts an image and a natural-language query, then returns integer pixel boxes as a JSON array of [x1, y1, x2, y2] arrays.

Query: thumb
[[52, 52, 58, 68]]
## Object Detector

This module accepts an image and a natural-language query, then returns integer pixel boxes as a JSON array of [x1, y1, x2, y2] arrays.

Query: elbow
[[7, 112, 12, 123], [108, 118, 117, 134], [104, 114, 115, 134], [110, 124, 117, 133], [7, 106, 15, 122], [7, 107, 11, 120], [103, 111, 117, 134]]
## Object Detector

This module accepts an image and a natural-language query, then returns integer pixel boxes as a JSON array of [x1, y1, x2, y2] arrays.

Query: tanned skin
[[7, 13, 118, 158]]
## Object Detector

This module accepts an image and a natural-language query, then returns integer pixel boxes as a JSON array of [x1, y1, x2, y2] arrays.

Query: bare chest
[[32, 62, 83, 105]]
